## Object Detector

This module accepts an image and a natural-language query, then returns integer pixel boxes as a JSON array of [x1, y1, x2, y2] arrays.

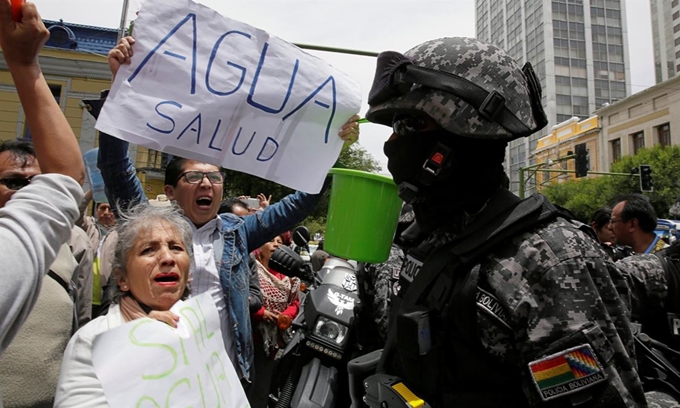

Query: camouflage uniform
[[616, 254, 680, 408], [646, 391, 680, 408], [393, 214, 647, 407], [359, 245, 404, 343], [616, 254, 667, 325]]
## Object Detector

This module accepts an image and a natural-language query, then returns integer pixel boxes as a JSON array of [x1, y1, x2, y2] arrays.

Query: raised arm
[[97, 36, 146, 216], [0, 0, 83, 351], [0, 1, 84, 183]]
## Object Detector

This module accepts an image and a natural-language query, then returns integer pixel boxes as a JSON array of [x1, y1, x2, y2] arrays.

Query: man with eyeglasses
[[357, 37, 648, 407], [610, 194, 668, 255], [96, 36, 360, 386]]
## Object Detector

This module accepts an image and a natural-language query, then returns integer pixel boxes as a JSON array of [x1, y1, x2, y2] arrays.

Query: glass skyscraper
[[475, 0, 631, 194]]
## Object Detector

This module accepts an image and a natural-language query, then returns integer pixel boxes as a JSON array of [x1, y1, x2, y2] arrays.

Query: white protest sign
[[96, 0, 362, 193], [92, 293, 248, 407]]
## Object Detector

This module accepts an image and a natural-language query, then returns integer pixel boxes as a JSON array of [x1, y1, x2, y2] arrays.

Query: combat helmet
[[366, 37, 548, 141]]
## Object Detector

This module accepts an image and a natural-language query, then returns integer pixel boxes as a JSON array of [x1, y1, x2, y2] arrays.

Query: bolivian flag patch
[[528, 344, 606, 401]]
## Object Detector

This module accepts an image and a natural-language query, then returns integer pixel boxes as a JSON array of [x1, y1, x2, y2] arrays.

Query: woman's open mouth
[[153, 272, 181, 286]]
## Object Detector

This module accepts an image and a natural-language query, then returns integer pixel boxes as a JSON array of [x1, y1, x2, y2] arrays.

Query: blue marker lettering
[[283, 76, 337, 143], [147, 101, 182, 134], [257, 137, 279, 161], [208, 119, 223, 151], [206, 31, 251, 96], [176, 113, 202, 145], [231, 127, 255, 156], [247, 42, 299, 114], [128, 14, 198, 94]]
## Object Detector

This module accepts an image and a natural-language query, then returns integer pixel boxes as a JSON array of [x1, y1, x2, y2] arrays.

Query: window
[[23, 84, 62, 139], [631, 131, 645, 154], [611, 138, 622, 162], [657, 123, 671, 147]]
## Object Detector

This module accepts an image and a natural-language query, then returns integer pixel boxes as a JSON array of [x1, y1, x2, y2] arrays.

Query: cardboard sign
[[96, 0, 362, 193], [92, 293, 248, 407]]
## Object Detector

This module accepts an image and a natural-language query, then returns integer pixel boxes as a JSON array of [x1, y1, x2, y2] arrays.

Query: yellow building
[[0, 20, 165, 199], [532, 116, 600, 190]]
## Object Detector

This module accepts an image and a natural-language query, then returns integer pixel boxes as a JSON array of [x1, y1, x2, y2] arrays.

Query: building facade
[[0, 20, 167, 199], [651, 0, 680, 83], [476, 0, 631, 194], [532, 73, 680, 191], [595, 73, 680, 170]]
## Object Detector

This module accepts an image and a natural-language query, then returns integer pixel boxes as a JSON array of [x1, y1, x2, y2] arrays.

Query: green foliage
[[221, 143, 381, 231], [541, 145, 680, 222], [337, 144, 382, 173]]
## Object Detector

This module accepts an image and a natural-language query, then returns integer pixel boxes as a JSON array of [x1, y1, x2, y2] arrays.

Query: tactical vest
[[380, 191, 570, 407]]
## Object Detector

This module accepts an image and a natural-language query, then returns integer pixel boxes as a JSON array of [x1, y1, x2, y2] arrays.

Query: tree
[[540, 145, 680, 222], [222, 143, 382, 236]]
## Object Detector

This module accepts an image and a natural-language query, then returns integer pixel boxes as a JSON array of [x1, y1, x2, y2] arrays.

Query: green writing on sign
[[127, 301, 235, 406]]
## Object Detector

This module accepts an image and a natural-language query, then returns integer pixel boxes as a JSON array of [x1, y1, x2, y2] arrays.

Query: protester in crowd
[[310, 249, 330, 272], [280, 230, 292, 247], [589, 205, 633, 261], [239, 193, 271, 213], [362, 36, 647, 407], [248, 235, 301, 408], [0, 3, 85, 406], [77, 189, 115, 317], [0, 142, 94, 408], [99, 36, 359, 383], [54, 204, 192, 407], [219, 197, 250, 217], [591, 206, 615, 245], [611, 193, 667, 254], [0, 0, 86, 350]]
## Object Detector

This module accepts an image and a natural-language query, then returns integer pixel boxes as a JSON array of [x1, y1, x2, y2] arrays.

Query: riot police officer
[[362, 37, 646, 407]]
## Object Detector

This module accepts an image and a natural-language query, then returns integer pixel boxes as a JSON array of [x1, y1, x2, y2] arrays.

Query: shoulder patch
[[475, 287, 511, 330], [528, 344, 607, 402]]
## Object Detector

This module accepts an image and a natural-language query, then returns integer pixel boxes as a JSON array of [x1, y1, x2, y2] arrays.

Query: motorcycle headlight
[[313, 316, 348, 345]]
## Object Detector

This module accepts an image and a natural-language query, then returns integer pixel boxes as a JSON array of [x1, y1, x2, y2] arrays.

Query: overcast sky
[[38, 0, 655, 174]]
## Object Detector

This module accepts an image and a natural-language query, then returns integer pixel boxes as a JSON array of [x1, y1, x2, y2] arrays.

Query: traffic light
[[575, 143, 589, 178], [639, 164, 653, 192]]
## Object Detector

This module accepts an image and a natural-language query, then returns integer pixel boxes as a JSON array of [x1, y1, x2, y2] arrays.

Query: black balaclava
[[384, 128, 507, 233]]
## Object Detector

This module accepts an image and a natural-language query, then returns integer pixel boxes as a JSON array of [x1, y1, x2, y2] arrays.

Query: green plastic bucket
[[325, 168, 402, 263]]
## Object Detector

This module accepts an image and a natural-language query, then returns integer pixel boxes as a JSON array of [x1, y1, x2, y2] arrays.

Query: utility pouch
[[396, 307, 441, 397]]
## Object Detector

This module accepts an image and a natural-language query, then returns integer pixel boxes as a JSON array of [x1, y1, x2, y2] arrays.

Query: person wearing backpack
[[360, 37, 647, 407]]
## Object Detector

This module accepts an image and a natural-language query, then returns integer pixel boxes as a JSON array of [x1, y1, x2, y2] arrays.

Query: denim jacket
[[98, 132, 325, 380]]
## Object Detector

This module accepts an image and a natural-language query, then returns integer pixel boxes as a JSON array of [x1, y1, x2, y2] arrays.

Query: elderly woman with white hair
[[54, 204, 193, 407]]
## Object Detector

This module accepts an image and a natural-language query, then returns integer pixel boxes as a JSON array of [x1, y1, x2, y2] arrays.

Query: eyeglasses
[[392, 114, 432, 137], [177, 171, 224, 185], [0, 175, 34, 191]]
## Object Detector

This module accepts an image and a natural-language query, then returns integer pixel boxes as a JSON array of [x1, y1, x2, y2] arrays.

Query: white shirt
[[187, 216, 238, 373]]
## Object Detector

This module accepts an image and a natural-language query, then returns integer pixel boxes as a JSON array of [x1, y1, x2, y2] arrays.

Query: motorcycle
[[267, 229, 361, 408]]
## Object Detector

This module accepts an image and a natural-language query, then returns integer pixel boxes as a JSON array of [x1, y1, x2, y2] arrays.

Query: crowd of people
[[4, 1, 680, 407]]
